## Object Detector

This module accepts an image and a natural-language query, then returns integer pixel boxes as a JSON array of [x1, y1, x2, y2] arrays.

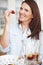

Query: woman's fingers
[[4, 10, 11, 23], [4, 10, 15, 24], [4, 10, 11, 16]]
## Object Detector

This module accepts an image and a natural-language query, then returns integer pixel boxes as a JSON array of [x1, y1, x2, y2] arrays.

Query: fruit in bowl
[[27, 54, 34, 60], [27, 53, 39, 60], [33, 53, 39, 60]]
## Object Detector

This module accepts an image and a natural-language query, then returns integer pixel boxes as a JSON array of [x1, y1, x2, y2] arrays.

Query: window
[[0, 0, 8, 35]]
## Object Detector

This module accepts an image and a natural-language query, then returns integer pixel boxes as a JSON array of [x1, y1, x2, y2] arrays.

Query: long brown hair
[[18, 0, 41, 39]]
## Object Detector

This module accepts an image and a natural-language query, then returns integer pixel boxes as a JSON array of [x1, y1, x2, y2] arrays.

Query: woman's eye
[[20, 7, 29, 12], [20, 7, 23, 10], [25, 9, 29, 12]]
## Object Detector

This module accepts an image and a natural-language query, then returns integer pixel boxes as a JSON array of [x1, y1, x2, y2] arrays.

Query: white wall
[[0, 0, 8, 8], [8, 0, 15, 10], [8, 0, 16, 25]]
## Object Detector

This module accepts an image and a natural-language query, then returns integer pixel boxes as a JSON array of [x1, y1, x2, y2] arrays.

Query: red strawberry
[[11, 10, 15, 14]]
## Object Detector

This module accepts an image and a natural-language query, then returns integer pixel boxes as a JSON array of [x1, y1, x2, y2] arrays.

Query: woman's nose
[[20, 9, 25, 14]]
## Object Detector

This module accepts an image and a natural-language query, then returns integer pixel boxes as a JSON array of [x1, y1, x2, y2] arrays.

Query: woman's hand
[[4, 10, 15, 24], [4, 10, 11, 24]]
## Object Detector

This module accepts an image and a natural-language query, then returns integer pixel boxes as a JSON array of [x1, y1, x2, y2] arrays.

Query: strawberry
[[11, 10, 15, 14]]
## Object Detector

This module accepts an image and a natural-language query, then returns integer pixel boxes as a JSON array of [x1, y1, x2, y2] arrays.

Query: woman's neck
[[21, 22, 29, 33]]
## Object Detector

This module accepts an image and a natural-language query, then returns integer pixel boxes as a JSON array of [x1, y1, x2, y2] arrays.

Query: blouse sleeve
[[0, 44, 10, 53]]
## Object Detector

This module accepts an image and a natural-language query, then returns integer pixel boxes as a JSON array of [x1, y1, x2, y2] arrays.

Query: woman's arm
[[0, 11, 11, 49], [0, 24, 10, 48]]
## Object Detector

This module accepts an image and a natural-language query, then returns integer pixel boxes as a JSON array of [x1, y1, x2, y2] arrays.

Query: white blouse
[[0, 24, 43, 64], [0, 24, 40, 55]]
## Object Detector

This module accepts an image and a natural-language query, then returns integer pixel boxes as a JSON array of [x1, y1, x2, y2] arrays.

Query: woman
[[0, 0, 42, 65]]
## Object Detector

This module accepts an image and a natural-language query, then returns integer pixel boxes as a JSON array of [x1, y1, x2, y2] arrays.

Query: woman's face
[[19, 2, 33, 24]]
